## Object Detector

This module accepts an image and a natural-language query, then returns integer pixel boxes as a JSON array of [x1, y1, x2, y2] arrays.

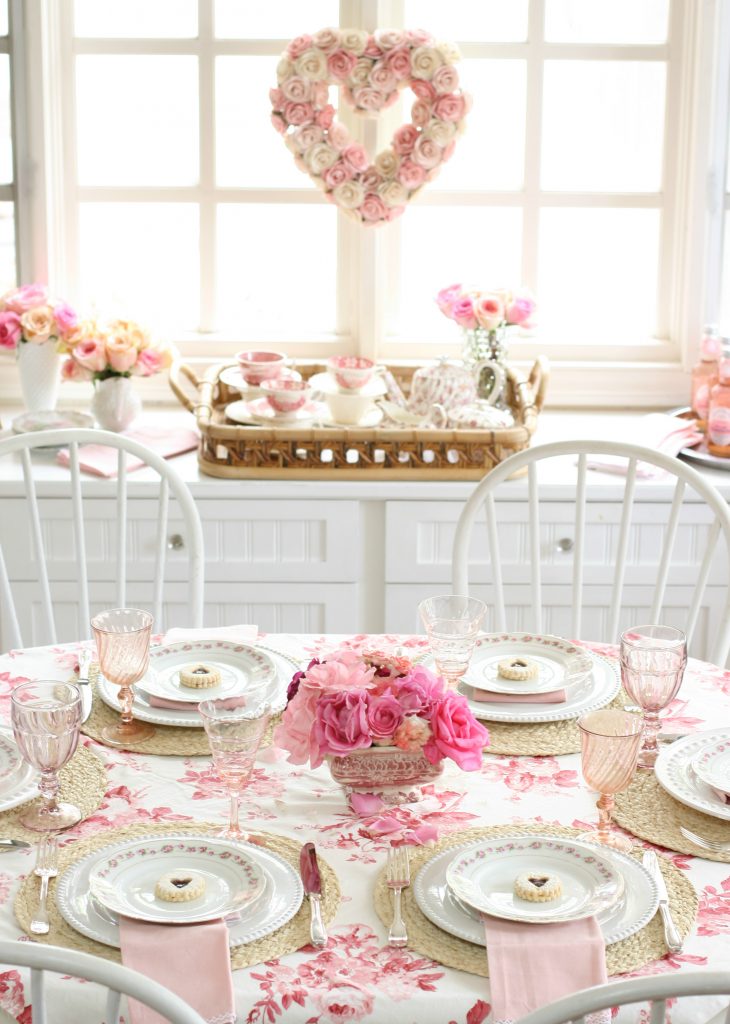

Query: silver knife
[[77, 648, 94, 724], [299, 842, 327, 948], [642, 849, 683, 953]]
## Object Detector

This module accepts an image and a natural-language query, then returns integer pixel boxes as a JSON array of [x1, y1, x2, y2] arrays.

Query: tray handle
[[169, 361, 207, 414], [528, 356, 549, 411]]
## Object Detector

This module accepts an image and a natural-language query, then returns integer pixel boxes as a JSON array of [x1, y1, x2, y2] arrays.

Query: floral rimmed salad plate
[[444, 835, 624, 924], [655, 730, 730, 821], [138, 640, 276, 705], [414, 836, 659, 946], [463, 633, 593, 696], [0, 729, 37, 810], [56, 832, 304, 949], [691, 734, 730, 795]]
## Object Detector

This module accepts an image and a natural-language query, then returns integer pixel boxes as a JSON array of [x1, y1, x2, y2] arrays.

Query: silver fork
[[31, 834, 58, 935], [386, 846, 410, 948], [679, 825, 730, 854]]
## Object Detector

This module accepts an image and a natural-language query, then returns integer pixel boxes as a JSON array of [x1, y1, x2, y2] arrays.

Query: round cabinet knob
[[555, 537, 574, 553], [167, 534, 185, 551]]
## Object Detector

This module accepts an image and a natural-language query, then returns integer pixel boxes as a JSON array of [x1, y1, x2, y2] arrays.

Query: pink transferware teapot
[[407, 357, 505, 419]]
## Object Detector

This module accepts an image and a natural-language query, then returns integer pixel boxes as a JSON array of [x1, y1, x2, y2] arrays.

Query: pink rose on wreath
[[424, 691, 490, 771]]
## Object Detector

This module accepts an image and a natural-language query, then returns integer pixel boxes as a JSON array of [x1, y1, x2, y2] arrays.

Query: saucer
[[309, 372, 387, 399], [12, 410, 95, 434], [225, 397, 326, 425], [219, 365, 301, 395], [322, 407, 383, 428]]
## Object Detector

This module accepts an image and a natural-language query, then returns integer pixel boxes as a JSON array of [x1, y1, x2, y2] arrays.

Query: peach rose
[[276, 57, 295, 83], [474, 294, 505, 331], [423, 119, 456, 146], [410, 46, 443, 80], [105, 334, 138, 373], [20, 305, 55, 344], [374, 29, 405, 50], [295, 49, 327, 81], [72, 338, 107, 373], [340, 29, 368, 55], [332, 180, 365, 210], [349, 57, 373, 86], [312, 27, 340, 53], [378, 179, 408, 207], [305, 142, 339, 175], [374, 148, 399, 178]]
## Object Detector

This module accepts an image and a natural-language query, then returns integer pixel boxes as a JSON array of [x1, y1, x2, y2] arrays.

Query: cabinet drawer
[[385, 500, 723, 587]]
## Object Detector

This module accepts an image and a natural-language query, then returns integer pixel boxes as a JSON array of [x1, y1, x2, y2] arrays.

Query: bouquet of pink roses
[[436, 283, 536, 333], [274, 648, 489, 770], [0, 283, 78, 351], [58, 317, 176, 383]]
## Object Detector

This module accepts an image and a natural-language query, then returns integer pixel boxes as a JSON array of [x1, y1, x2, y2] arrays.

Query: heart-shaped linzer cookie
[[270, 27, 471, 226]]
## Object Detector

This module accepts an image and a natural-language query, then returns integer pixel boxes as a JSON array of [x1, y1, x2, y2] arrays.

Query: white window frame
[[2, 0, 728, 409]]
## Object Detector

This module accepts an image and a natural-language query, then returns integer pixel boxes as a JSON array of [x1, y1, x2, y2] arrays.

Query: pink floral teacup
[[327, 355, 378, 391], [260, 377, 311, 416], [236, 350, 288, 386]]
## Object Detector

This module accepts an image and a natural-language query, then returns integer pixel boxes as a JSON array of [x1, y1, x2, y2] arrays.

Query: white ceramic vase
[[91, 376, 142, 432], [17, 342, 61, 413]]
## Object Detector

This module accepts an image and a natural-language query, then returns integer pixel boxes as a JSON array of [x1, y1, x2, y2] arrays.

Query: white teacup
[[327, 356, 379, 392], [325, 390, 376, 425]]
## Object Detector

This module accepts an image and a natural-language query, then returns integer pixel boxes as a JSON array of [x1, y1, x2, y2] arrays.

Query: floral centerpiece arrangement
[[59, 318, 176, 431], [274, 648, 489, 790]]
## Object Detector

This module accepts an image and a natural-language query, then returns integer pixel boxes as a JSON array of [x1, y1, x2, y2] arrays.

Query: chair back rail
[[0, 428, 204, 648], [453, 440, 730, 664]]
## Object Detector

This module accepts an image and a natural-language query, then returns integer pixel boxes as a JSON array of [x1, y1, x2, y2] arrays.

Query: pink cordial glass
[[91, 608, 155, 747], [11, 680, 83, 831], [198, 696, 271, 841], [620, 625, 687, 769], [578, 708, 643, 853], [418, 595, 487, 690]]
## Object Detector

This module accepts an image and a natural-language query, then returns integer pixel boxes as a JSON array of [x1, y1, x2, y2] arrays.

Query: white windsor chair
[[0, 428, 204, 649], [515, 969, 730, 1024], [452, 440, 730, 664], [0, 938, 206, 1024]]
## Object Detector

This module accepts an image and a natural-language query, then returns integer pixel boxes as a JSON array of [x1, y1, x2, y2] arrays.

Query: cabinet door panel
[[203, 582, 359, 633]]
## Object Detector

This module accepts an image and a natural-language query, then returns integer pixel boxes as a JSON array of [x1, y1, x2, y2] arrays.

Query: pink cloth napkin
[[148, 625, 259, 709], [585, 413, 703, 479], [56, 423, 198, 477], [471, 688, 566, 704], [119, 916, 235, 1024], [482, 913, 607, 1023]]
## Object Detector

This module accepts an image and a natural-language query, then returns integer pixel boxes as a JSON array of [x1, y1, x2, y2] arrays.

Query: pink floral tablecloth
[[0, 634, 728, 1024]]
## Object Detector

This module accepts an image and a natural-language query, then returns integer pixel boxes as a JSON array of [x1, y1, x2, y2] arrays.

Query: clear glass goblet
[[11, 680, 83, 831], [578, 708, 643, 853], [620, 624, 687, 769], [91, 607, 155, 747], [418, 595, 487, 690], [198, 697, 271, 842]]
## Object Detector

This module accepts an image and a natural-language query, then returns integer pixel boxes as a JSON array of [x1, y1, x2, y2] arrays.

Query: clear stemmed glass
[[418, 595, 487, 690], [620, 625, 687, 769], [91, 607, 155, 747], [11, 680, 83, 831], [199, 697, 271, 842], [578, 708, 643, 853]]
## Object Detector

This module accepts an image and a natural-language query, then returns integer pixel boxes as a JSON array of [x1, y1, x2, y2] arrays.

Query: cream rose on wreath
[[270, 25, 470, 226]]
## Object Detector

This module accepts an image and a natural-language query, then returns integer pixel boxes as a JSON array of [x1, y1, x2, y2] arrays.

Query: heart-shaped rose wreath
[[270, 28, 471, 226]]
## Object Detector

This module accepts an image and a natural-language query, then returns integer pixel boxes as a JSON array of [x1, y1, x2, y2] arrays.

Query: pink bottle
[[691, 324, 720, 425], [707, 341, 730, 454]]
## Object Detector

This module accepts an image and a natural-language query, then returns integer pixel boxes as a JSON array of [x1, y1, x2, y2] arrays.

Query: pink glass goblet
[[11, 680, 82, 831], [620, 625, 687, 769], [91, 608, 155, 747], [418, 595, 487, 690], [578, 708, 643, 853], [198, 697, 271, 842]]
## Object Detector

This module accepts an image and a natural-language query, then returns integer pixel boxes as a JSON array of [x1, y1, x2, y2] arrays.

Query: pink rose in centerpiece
[[3, 283, 48, 314], [72, 337, 108, 373], [106, 334, 139, 374], [0, 310, 21, 349], [366, 693, 404, 742], [134, 346, 170, 376], [506, 292, 537, 327], [436, 283, 462, 317], [61, 357, 93, 381], [53, 302, 78, 336], [474, 294, 505, 331], [392, 666, 445, 714], [311, 689, 372, 766], [424, 691, 490, 770]]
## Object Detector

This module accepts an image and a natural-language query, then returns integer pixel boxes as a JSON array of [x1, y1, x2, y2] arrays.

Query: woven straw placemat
[[80, 656, 289, 755], [0, 745, 107, 843], [614, 771, 730, 863], [484, 688, 629, 757], [15, 821, 340, 968], [373, 823, 698, 978]]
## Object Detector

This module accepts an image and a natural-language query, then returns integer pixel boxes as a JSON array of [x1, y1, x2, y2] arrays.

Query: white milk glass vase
[[91, 376, 142, 432], [17, 342, 61, 413]]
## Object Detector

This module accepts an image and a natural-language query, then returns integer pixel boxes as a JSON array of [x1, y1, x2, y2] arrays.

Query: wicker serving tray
[[169, 357, 548, 480]]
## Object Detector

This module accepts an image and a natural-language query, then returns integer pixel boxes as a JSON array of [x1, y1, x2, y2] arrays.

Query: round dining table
[[0, 632, 728, 1024]]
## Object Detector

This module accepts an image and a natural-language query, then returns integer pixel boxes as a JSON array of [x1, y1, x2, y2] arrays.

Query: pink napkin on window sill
[[470, 688, 566, 704], [482, 913, 608, 1023], [119, 916, 235, 1024], [56, 423, 198, 478]]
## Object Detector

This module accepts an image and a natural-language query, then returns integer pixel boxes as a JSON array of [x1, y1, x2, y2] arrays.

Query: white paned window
[[3, 0, 730, 407]]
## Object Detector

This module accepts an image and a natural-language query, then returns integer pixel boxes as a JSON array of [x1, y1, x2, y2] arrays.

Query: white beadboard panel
[[197, 500, 360, 581], [203, 582, 358, 633], [385, 500, 725, 587], [384, 583, 722, 662], [1, 498, 191, 581], [3, 581, 194, 648]]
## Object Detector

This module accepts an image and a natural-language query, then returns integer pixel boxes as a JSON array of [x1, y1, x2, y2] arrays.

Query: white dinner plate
[[655, 730, 730, 822], [88, 836, 267, 925], [691, 735, 730, 795], [460, 633, 593, 696], [97, 643, 298, 728], [445, 835, 624, 924], [0, 732, 23, 790], [420, 648, 618, 724], [138, 640, 276, 705], [414, 837, 659, 946], [56, 832, 304, 949]]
